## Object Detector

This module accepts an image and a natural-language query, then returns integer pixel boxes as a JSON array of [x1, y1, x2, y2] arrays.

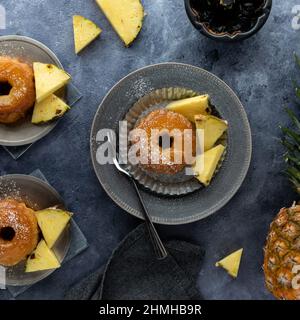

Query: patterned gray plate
[[0, 35, 64, 146], [90, 63, 252, 225], [0, 174, 70, 286]]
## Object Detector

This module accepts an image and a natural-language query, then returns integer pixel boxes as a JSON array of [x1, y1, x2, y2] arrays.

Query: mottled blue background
[[0, 0, 298, 300]]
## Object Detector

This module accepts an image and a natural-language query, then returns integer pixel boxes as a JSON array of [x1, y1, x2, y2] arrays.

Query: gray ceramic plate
[[0, 174, 70, 286], [90, 63, 252, 225], [0, 35, 64, 146]]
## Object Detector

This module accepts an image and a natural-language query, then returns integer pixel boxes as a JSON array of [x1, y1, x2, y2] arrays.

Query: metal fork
[[107, 132, 168, 260]]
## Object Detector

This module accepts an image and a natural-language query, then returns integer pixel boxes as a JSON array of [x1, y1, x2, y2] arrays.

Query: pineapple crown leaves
[[281, 109, 300, 191], [293, 52, 300, 99], [281, 53, 300, 193]]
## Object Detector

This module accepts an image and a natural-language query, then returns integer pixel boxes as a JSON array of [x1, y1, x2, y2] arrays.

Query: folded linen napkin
[[65, 223, 204, 300]]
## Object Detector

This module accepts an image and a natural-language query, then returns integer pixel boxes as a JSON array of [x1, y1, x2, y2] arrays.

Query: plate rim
[[90, 62, 252, 225], [0, 35, 64, 147], [0, 173, 71, 286]]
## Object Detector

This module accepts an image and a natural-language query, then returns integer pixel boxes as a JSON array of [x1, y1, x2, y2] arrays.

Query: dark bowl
[[185, 0, 272, 42]]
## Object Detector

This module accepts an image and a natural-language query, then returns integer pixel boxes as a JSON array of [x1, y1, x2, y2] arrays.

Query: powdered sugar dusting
[[0, 42, 28, 63], [126, 76, 155, 100], [0, 178, 38, 210], [0, 179, 20, 200]]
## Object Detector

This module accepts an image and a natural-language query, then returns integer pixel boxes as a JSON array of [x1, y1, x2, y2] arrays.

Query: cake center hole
[[159, 134, 174, 149], [0, 82, 12, 96], [0, 227, 16, 241]]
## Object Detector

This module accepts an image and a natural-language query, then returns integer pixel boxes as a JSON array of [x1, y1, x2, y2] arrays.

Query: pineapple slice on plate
[[35, 208, 71, 248], [33, 62, 71, 103], [195, 114, 228, 151], [193, 144, 225, 186], [32, 94, 70, 124], [73, 15, 102, 54], [25, 240, 60, 273], [96, 0, 144, 47], [216, 248, 243, 278], [166, 95, 211, 122]]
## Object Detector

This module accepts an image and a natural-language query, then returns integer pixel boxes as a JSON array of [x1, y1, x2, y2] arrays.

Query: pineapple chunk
[[96, 0, 144, 47], [193, 144, 225, 186], [195, 115, 228, 151], [166, 95, 211, 122], [33, 62, 71, 103], [32, 94, 70, 124], [26, 240, 60, 273], [215, 248, 243, 278], [35, 209, 71, 248], [73, 15, 102, 54]]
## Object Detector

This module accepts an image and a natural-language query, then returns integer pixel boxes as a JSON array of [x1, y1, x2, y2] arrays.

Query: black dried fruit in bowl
[[185, 0, 272, 41]]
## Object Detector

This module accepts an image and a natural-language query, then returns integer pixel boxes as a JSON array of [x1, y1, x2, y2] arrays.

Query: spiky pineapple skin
[[264, 206, 300, 300]]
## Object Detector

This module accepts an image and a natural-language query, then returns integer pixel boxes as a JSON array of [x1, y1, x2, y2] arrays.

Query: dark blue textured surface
[[0, 0, 298, 300]]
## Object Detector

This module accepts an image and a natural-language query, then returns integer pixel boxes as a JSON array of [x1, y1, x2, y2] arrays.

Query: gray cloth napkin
[[65, 223, 204, 300]]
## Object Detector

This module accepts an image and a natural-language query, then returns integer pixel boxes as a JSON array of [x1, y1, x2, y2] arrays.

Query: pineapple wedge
[[195, 115, 228, 151], [166, 95, 211, 122], [215, 248, 243, 278], [26, 240, 60, 273], [96, 0, 144, 47], [33, 62, 71, 103], [35, 209, 71, 248], [73, 15, 102, 54], [32, 94, 70, 124], [193, 144, 225, 186]]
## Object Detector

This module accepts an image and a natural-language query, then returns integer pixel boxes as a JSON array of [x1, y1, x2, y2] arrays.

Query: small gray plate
[[0, 174, 70, 286], [90, 63, 252, 225], [0, 35, 64, 147]]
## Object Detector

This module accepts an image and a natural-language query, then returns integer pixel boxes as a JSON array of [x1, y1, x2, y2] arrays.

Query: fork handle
[[131, 179, 168, 260]]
